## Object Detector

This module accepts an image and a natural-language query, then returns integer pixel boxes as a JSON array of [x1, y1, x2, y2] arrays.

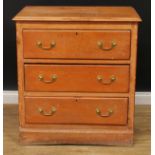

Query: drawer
[[23, 30, 131, 59], [25, 65, 129, 93], [25, 97, 128, 125]]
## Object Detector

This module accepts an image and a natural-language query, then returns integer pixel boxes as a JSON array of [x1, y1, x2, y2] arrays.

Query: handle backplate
[[38, 74, 57, 83], [97, 75, 116, 85], [37, 41, 56, 50], [38, 106, 56, 116], [96, 108, 113, 117], [97, 41, 116, 51]]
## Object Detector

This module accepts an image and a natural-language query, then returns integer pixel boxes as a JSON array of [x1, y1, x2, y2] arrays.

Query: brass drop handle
[[37, 41, 56, 50], [97, 75, 116, 85], [96, 108, 113, 117], [38, 74, 57, 83], [38, 106, 56, 116], [97, 41, 117, 51]]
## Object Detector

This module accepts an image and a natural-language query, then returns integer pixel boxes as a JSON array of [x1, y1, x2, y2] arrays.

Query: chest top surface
[[13, 6, 141, 22]]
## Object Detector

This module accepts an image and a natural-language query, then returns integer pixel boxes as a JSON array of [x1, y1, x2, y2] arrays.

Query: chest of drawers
[[13, 6, 141, 145]]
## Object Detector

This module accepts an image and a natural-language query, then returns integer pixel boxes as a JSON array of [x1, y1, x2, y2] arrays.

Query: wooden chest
[[13, 6, 141, 145]]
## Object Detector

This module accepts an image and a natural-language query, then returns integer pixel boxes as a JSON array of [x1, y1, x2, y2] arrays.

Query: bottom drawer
[[25, 97, 128, 125]]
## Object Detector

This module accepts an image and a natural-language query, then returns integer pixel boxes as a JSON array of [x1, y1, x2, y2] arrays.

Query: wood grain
[[24, 59, 131, 64], [13, 6, 142, 22], [25, 97, 128, 125], [4, 105, 150, 155], [16, 23, 25, 127], [24, 92, 130, 97], [128, 23, 138, 129], [23, 30, 130, 59], [24, 64, 129, 93], [19, 22, 134, 30], [13, 6, 141, 145]]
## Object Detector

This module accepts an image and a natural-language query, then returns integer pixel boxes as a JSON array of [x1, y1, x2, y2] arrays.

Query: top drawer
[[23, 30, 131, 60]]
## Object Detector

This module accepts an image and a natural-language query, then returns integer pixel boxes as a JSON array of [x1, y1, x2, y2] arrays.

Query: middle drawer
[[25, 65, 129, 93]]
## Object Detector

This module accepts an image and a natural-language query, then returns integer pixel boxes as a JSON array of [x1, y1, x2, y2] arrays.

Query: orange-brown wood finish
[[23, 30, 131, 59], [13, 6, 141, 145], [25, 97, 128, 125], [13, 6, 141, 22], [24, 64, 129, 92]]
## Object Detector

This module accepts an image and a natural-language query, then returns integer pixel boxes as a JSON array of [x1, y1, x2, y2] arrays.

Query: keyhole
[[74, 97, 79, 103], [75, 32, 78, 35]]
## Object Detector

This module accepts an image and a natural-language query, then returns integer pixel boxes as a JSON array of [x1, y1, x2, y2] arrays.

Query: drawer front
[[25, 97, 128, 125], [23, 30, 130, 59], [25, 65, 129, 93]]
